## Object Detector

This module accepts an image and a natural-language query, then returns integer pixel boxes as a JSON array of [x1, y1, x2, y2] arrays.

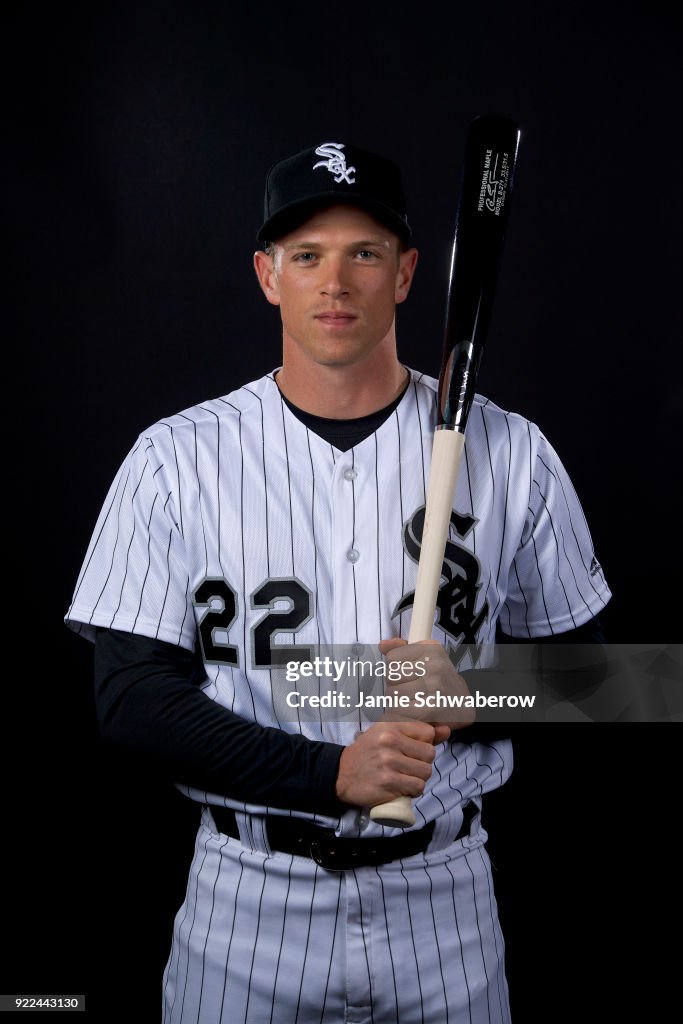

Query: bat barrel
[[438, 115, 520, 431]]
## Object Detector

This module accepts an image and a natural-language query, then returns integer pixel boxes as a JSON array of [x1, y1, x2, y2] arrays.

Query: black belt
[[210, 802, 478, 871]]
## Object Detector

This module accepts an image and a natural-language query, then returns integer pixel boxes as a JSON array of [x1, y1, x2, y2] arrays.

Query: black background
[[7, 2, 682, 1020]]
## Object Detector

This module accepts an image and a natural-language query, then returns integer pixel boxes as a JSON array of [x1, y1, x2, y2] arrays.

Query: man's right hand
[[335, 720, 451, 808]]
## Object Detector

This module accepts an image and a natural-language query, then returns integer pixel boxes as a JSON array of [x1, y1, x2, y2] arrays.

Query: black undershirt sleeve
[[456, 614, 608, 743], [93, 627, 346, 817]]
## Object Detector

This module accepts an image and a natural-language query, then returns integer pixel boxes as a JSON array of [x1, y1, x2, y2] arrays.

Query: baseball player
[[65, 140, 611, 1023]]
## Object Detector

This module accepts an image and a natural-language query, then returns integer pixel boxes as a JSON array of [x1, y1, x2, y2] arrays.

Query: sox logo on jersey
[[395, 505, 489, 660]]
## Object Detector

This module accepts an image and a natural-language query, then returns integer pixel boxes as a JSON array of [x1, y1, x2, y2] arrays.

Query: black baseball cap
[[258, 141, 412, 245]]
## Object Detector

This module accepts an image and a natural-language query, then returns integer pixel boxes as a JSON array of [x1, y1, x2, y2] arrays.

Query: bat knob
[[369, 796, 416, 828]]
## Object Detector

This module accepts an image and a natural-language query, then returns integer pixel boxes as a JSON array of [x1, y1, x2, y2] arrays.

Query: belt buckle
[[309, 838, 375, 871], [309, 838, 348, 870]]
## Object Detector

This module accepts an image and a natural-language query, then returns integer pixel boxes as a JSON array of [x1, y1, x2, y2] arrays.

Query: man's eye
[[357, 250, 379, 260], [293, 252, 316, 262]]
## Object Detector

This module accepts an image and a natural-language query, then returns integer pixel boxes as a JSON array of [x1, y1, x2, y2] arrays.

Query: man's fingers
[[379, 719, 442, 744], [334, 719, 449, 807], [432, 724, 452, 744], [371, 723, 438, 769], [378, 637, 408, 656]]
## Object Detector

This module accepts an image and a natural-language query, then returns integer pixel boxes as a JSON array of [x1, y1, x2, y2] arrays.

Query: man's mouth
[[315, 311, 357, 327]]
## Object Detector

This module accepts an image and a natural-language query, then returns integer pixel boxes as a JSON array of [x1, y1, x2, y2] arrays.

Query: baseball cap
[[258, 141, 412, 245]]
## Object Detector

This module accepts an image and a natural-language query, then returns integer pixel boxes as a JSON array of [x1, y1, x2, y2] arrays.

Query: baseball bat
[[370, 114, 521, 828]]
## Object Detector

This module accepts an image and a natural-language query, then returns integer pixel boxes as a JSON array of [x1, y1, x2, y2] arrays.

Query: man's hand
[[378, 637, 476, 730], [334, 638, 473, 809], [335, 719, 452, 808]]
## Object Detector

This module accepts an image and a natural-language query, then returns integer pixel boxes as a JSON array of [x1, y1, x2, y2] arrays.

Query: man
[[66, 140, 611, 1023]]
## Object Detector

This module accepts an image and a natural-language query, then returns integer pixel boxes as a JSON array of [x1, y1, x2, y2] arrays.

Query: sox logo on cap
[[313, 142, 356, 184]]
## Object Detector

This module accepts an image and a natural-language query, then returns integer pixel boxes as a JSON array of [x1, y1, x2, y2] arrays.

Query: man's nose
[[320, 257, 350, 297]]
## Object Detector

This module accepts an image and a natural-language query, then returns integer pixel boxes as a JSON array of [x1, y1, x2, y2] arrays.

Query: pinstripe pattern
[[160, 808, 510, 1023], [67, 368, 611, 1022], [67, 367, 610, 813]]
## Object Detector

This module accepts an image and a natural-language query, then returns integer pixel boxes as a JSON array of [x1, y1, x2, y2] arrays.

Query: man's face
[[254, 205, 417, 371]]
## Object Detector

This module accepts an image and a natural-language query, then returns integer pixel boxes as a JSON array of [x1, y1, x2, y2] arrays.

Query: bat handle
[[369, 429, 466, 828]]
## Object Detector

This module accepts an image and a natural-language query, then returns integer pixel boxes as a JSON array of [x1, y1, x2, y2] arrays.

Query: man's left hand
[[378, 638, 475, 730]]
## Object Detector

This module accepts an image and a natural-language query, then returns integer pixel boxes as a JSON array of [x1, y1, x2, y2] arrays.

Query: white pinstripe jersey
[[66, 368, 611, 835]]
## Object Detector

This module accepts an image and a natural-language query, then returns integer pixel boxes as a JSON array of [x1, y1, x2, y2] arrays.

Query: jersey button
[[346, 548, 360, 563], [343, 468, 357, 481]]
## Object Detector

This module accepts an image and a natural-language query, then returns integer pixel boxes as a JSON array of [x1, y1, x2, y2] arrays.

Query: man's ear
[[253, 249, 281, 306], [395, 247, 418, 305]]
